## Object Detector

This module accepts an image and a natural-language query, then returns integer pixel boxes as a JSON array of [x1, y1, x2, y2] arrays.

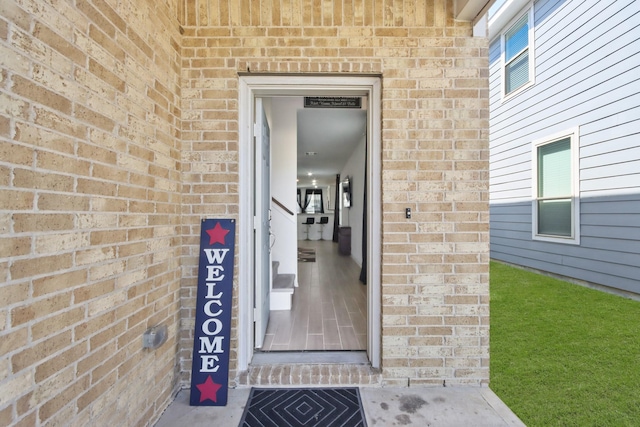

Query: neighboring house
[[1, 1, 492, 426], [488, 0, 640, 294]]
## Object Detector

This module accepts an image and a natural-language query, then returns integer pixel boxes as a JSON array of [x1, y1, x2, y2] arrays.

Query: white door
[[254, 98, 271, 348]]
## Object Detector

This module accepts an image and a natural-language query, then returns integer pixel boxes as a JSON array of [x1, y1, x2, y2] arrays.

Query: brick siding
[[0, 0, 182, 426], [179, 0, 490, 389], [0, 0, 489, 425]]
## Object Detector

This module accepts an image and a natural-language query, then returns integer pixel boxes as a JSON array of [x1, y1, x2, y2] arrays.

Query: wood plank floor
[[261, 239, 367, 351]]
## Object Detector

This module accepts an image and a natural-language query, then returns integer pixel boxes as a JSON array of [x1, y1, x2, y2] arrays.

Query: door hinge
[[253, 307, 258, 321], [253, 215, 258, 230], [253, 122, 260, 136]]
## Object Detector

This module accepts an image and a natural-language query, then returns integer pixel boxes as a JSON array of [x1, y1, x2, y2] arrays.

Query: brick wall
[[179, 0, 490, 388], [1, 0, 489, 424], [0, 0, 182, 426]]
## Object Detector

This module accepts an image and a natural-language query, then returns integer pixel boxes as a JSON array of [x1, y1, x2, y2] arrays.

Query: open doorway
[[261, 98, 367, 352], [237, 75, 381, 371]]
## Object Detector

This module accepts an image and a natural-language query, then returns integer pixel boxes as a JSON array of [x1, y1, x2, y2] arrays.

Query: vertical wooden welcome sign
[[189, 219, 235, 406]]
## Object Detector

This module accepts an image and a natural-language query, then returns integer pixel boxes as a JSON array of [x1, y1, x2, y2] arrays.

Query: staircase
[[271, 261, 295, 310]]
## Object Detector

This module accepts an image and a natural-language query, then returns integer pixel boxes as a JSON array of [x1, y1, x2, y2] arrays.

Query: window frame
[[304, 188, 324, 214], [531, 128, 580, 244], [500, 5, 535, 100]]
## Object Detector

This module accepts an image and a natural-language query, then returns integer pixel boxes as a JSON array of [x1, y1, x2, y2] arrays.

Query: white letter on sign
[[206, 265, 225, 282], [199, 336, 224, 354], [204, 299, 222, 317], [204, 248, 230, 264], [205, 282, 222, 299], [201, 355, 220, 372], [202, 318, 223, 336]]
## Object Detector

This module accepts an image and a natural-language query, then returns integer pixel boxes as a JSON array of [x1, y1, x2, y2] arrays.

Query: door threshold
[[251, 351, 369, 365]]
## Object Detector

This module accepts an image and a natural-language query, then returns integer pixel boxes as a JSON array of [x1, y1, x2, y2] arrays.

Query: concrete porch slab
[[154, 386, 525, 427]]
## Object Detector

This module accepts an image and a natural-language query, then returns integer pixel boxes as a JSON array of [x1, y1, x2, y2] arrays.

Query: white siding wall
[[270, 98, 300, 278], [489, 0, 640, 293]]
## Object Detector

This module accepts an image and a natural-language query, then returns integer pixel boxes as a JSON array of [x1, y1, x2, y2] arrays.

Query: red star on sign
[[206, 222, 230, 245], [196, 375, 223, 403]]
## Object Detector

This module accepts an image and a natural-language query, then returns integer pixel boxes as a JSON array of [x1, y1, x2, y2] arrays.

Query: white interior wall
[[269, 97, 301, 278], [326, 184, 334, 210], [339, 134, 366, 267]]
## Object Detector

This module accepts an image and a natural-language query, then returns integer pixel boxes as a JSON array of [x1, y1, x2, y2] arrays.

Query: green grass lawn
[[490, 261, 640, 427]]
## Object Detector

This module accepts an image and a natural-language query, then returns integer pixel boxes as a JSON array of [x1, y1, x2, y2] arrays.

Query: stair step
[[273, 274, 295, 293]]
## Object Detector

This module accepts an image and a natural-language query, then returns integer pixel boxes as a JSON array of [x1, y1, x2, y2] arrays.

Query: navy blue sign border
[[189, 218, 235, 406]]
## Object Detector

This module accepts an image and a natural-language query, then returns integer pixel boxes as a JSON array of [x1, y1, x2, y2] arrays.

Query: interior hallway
[[260, 239, 367, 351]]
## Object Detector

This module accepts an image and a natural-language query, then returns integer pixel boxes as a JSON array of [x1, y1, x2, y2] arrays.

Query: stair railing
[[271, 197, 294, 216]]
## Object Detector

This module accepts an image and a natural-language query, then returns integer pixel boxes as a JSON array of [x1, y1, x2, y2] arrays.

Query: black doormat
[[298, 248, 316, 262], [239, 387, 367, 427]]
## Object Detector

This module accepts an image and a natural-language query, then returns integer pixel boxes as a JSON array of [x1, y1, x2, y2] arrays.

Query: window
[[532, 129, 579, 244], [303, 189, 324, 214], [502, 7, 533, 97]]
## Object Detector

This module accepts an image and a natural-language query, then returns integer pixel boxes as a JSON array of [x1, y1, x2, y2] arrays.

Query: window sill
[[532, 234, 580, 245], [501, 80, 534, 104]]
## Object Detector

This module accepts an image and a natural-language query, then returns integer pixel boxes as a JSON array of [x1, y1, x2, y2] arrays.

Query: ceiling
[[296, 107, 367, 188]]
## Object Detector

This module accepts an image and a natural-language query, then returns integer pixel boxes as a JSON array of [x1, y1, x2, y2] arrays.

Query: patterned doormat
[[298, 247, 316, 262], [239, 388, 367, 427]]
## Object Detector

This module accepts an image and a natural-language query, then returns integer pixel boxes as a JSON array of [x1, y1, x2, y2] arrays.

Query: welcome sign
[[189, 219, 235, 406]]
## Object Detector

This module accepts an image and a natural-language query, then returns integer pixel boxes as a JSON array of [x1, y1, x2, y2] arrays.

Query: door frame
[[237, 75, 382, 370]]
